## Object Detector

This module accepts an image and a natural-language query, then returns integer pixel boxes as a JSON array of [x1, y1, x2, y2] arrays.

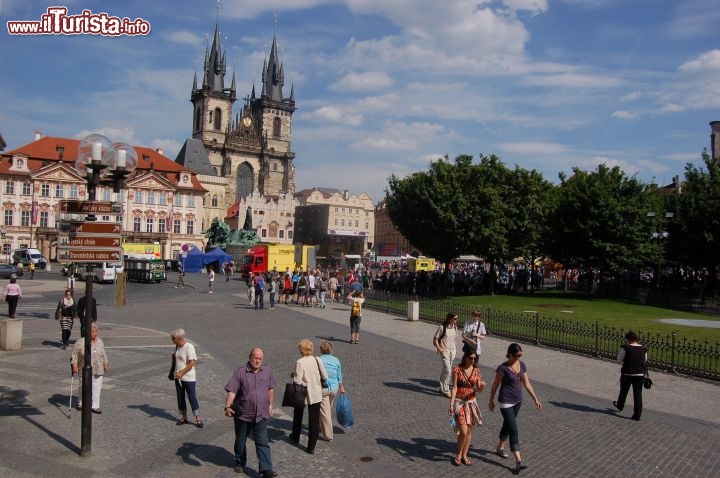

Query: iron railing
[[363, 291, 720, 381]]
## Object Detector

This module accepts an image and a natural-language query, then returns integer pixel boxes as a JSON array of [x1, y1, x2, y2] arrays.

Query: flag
[[31, 201, 38, 225]]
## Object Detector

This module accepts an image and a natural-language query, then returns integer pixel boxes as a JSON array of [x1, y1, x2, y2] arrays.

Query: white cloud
[[523, 73, 623, 88], [497, 142, 569, 155], [306, 105, 364, 125], [659, 103, 685, 113], [74, 127, 139, 146], [678, 49, 720, 74], [620, 91, 643, 102], [164, 30, 204, 46], [331, 71, 393, 91], [502, 0, 549, 14], [611, 110, 638, 119]]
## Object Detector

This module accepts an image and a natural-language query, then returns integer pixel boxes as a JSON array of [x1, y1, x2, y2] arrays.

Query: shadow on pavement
[[176, 442, 234, 467], [0, 386, 42, 417], [384, 380, 439, 396], [127, 403, 177, 422], [23, 415, 80, 454], [549, 400, 618, 416], [377, 436, 453, 463]]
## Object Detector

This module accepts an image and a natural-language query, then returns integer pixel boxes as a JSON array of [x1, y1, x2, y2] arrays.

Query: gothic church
[[175, 16, 296, 232]]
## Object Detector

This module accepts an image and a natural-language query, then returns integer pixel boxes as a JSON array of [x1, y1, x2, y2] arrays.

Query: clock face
[[15, 159, 24, 168], [182, 175, 189, 183], [242, 117, 252, 127]]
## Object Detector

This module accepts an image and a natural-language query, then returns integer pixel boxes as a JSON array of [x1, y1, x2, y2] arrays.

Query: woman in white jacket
[[289, 339, 328, 454]]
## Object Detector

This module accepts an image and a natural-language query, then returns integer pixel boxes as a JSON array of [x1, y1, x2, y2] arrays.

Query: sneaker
[[496, 447, 509, 458], [233, 464, 244, 473], [516, 461, 527, 471]]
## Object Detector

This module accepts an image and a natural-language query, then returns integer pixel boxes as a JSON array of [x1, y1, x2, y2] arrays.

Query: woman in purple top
[[488, 343, 542, 472]]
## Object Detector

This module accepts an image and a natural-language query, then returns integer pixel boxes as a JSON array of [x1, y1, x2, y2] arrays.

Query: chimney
[[156, 148, 164, 156], [34, 130, 42, 141], [710, 121, 720, 162]]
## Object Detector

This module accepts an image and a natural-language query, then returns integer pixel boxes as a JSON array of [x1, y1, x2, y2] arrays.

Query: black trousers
[[291, 402, 321, 452], [616, 375, 644, 420]]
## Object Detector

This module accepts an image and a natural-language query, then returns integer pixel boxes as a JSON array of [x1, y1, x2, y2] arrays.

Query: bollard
[[407, 301, 419, 321], [0, 319, 23, 351]]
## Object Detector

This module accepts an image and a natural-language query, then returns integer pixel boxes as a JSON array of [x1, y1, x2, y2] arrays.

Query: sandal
[[452, 458, 461, 466], [195, 420, 204, 428], [176, 418, 188, 425], [461, 457, 472, 466]]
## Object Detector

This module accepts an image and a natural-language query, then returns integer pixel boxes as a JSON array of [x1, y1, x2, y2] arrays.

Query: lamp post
[[74, 134, 137, 456], [646, 211, 674, 288], [0, 230, 6, 264]]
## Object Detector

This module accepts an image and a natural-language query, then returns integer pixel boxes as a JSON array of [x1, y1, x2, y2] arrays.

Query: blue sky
[[1, 0, 719, 202]]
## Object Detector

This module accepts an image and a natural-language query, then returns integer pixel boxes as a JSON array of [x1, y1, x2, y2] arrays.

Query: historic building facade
[[0, 134, 207, 261], [374, 198, 419, 257], [175, 17, 296, 234]]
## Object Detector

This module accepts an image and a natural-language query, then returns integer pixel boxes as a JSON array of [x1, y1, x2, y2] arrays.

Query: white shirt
[[175, 342, 197, 382], [463, 320, 487, 352]]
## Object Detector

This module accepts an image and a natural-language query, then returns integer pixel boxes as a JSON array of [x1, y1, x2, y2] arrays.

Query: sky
[[1, 0, 719, 203]]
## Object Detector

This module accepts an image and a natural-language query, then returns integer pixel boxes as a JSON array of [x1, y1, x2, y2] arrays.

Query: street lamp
[[0, 230, 6, 264], [646, 211, 674, 288], [74, 134, 137, 456]]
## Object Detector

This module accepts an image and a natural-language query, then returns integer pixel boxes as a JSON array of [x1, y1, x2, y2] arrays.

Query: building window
[[261, 228, 267, 238], [39, 211, 49, 228], [236, 162, 254, 200], [69, 185, 78, 199], [355, 220, 359, 228], [186, 220, 194, 235], [22, 180, 31, 195], [335, 218, 338, 226], [211, 195, 218, 207], [159, 192, 167, 205], [4, 210, 13, 226], [133, 217, 141, 232], [174, 194, 181, 207], [147, 191, 155, 205], [288, 230, 293, 240], [101, 216, 110, 222], [173, 219, 181, 234], [40, 184, 50, 197], [5, 180, 14, 194], [214, 107, 222, 130], [335, 207, 338, 213], [102, 188, 111, 201], [187, 195, 195, 207], [2, 244, 10, 256], [146, 218, 154, 233], [279, 230, 284, 239], [134, 191, 143, 204], [273, 116, 281, 138], [272, 163, 278, 172], [21, 211, 31, 227], [159, 219, 166, 234], [55, 184, 64, 198], [365, 222, 369, 229], [341, 219, 345, 227]]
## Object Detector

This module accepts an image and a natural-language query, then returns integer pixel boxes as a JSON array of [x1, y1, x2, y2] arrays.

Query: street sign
[[58, 236, 121, 248], [57, 249, 123, 263], [59, 201, 121, 214], [58, 221, 122, 234]]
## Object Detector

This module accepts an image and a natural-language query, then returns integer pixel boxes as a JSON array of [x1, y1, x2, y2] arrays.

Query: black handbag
[[642, 354, 652, 389], [316, 357, 328, 389], [168, 350, 176, 381], [282, 382, 308, 408]]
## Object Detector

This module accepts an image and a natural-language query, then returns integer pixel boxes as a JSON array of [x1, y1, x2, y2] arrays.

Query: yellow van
[[407, 257, 436, 272]]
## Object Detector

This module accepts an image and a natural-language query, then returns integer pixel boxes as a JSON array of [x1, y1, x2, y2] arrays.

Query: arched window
[[236, 163, 254, 199], [268, 221, 279, 238], [272, 162, 278, 172], [211, 195, 218, 207], [194, 108, 201, 131], [214, 107, 222, 130], [273, 116, 281, 138]]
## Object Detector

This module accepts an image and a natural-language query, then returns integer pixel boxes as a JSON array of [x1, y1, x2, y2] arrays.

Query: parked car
[[0, 264, 24, 279]]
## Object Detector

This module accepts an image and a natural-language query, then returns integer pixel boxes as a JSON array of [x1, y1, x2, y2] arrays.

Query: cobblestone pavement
[[0, 275, 718, 477]]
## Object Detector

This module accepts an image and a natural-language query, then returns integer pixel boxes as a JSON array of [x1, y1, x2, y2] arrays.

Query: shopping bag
[[336, 393, 355, 428]]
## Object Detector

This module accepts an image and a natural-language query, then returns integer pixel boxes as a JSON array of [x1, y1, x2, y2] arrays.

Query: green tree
[[545, 164, 659, 291], [666, 150, 720, 297]]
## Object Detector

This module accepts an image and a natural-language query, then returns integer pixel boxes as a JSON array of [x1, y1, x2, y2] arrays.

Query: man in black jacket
[[77, 294, 97, 338]]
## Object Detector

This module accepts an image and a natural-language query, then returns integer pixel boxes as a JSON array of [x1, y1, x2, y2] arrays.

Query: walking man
[[208, 268, 215, 294], [224, 347, 277, 478], [175, 263, 185, 289]]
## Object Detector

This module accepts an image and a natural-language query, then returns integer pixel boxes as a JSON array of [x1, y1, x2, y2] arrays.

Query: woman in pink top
[[3, 276, 22, 318]]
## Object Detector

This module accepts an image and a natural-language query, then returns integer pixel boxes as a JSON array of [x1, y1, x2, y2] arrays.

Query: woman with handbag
[[56, 288, 77, 350], [319, 341, 345, 441], [3, 276, 22, 318], [448, 350, 485, 466], [613, 330, 648, 421], [289, 339, 328, 454]]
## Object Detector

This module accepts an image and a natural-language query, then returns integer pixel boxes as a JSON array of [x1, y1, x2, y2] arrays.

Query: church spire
[[203, 7, 226, 93], [262, 33, 284, 102]]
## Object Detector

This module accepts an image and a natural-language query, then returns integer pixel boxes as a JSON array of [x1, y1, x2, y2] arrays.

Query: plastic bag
[[336, 393, 355, 428]]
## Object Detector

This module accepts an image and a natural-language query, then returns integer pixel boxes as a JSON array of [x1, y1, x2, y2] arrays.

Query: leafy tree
[[545, 164, 659, 291], [665, 150, 720, 297]]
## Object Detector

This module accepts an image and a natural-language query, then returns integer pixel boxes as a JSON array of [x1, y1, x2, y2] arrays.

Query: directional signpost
[[56, 221, 123, 263], [58, 200, 122, 215]]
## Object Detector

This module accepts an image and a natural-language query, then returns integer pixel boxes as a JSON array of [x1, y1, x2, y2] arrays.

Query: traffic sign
[[59, 201, 121, 214], [58, 236, 121, 248], [58, 221, 122, 234], [57, 249, 123, 262]]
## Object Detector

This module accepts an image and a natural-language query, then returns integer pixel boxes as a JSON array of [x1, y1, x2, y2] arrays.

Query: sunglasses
[[514, 353, 523, 358]]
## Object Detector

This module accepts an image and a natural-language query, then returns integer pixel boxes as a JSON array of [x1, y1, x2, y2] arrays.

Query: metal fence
[[363, 291, 720, 382]]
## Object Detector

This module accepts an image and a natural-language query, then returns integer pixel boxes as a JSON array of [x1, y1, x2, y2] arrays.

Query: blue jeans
[[269, 292, 275, 308], [255, 290, 264, 309], [234, 418, 273, 472], [499, 403, 522, 452], [175, 380, 199, 416]]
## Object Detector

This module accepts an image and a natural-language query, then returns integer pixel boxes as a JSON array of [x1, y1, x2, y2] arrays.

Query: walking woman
[[433, 313, 459, 397], [289, 339, 328, 454], [319, 341, 345, 441], [449, 350, 485, 466], [3, 275, 22, 318], [170, 329, 203, 428], [613, 330, 647, 421], [56, 288, 77, 350], [488, 343, 542, 471]]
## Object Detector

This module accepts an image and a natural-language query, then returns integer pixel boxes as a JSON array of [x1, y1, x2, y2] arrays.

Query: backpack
[[434, 324, 447, 346], [255, 277, 265, 291], [351, 299, 361, 317]]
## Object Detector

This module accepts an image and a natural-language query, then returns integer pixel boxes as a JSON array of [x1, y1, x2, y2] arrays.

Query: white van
[[12, 248, 43, 266], [77, 262, 123, 283]]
